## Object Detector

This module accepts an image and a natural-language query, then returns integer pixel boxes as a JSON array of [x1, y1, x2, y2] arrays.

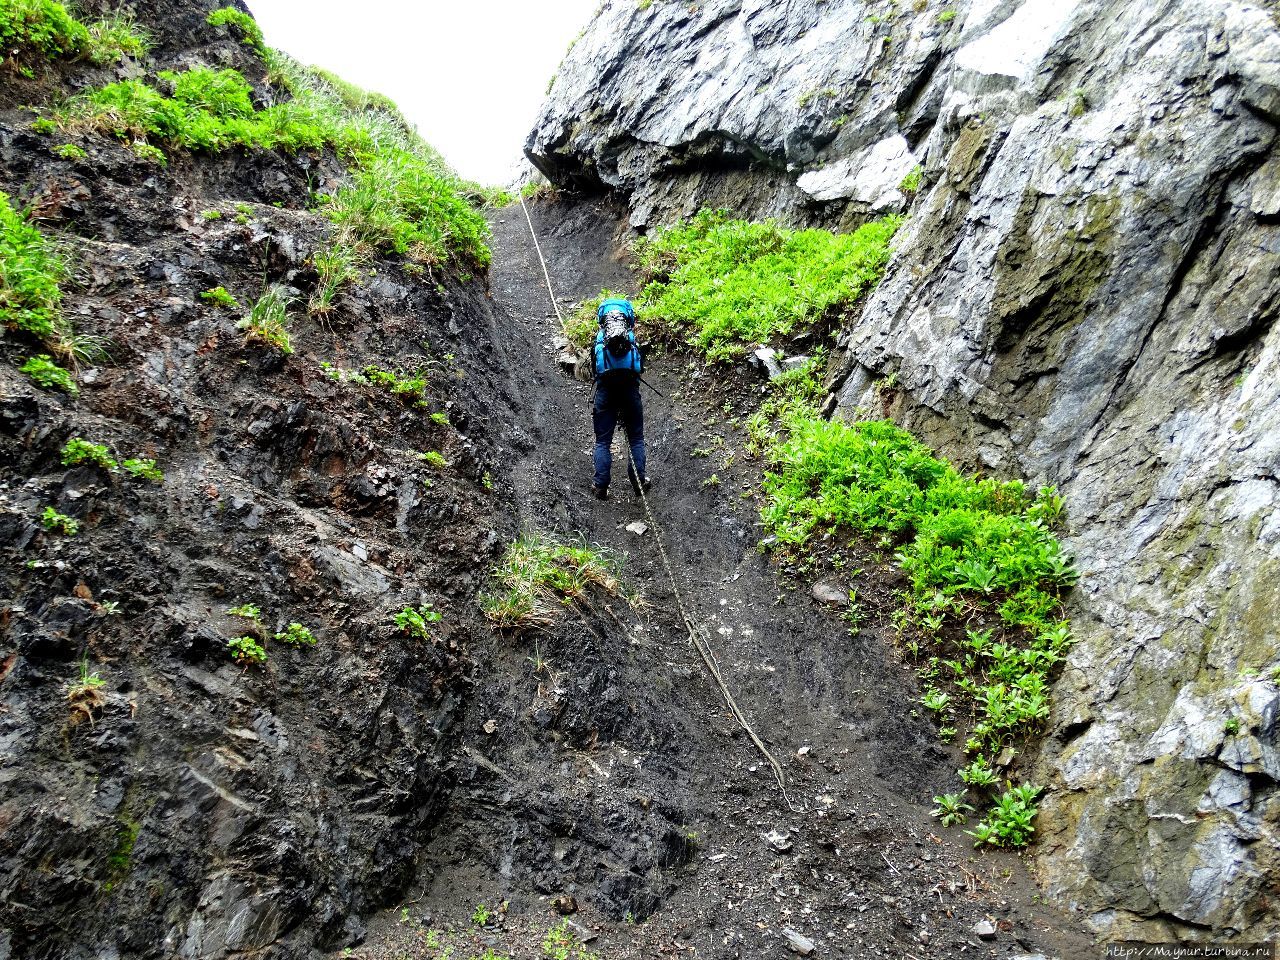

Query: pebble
[[625, 521, 649, 536], [972, 919, 997, 940], [782, 927, 815, 955]]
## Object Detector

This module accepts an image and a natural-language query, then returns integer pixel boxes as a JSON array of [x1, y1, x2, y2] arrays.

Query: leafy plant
[[1, 190, 66, 341], [206, 7, 264, 53], [54, 142, 87, 160], [364, 365, 427, 406], [200, 286, 238, 309], [958, 756, 999, 788], [238, 286, 294, 354], [395, 603, 442, 639], [930, 791, 973, 826], [480, 532, 634, 629], [121, 457, 163, 482], [227, 636, 267, 664], [418, 450, 448, 468], [1224, 717, 1241, 736], [899, 164, 923, 194], [67, 658, 105, 697], [61, 437, 117, 471], [19, 354, 76, 394], [967, 783, 1041, 847], [41, 505, 78, 535], [471, 902, 492, 926], [228, 603, 261, 620], [542, 919, 601, 960], [937, 9, 956, 23], [275, 622, 316, 646], [633, 210, 902, 361]]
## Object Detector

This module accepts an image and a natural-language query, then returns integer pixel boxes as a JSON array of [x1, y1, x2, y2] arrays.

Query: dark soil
[[346, 198, 1098, 960]]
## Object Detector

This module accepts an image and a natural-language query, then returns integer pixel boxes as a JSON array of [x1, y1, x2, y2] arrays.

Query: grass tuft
[[238, 286, 294, 354], [480, 533, 634, 629]]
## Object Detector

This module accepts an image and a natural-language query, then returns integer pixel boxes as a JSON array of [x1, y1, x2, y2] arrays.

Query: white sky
[[247, 0, 598, 185]]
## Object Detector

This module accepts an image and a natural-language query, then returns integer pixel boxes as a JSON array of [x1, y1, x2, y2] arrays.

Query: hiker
[[590, 297, 650, 500]]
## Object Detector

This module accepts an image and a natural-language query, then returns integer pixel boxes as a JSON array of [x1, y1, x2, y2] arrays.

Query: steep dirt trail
[[350, 199, 1093, 960]]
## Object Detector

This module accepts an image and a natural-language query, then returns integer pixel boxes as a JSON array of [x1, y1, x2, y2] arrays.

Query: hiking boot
[[591, 484, 608, 501]]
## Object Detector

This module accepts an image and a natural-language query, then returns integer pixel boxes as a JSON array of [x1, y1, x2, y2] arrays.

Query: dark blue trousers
[[592, 377, 645, 490]]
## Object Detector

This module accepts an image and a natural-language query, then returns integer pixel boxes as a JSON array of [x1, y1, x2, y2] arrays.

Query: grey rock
[[811, 580, 847, 606], [972, 919, 997, 941], [750, 346, 783, 379], [781, 927, 815, 955], [625, 521, 649, 536], [528, 0, 1280, 941]]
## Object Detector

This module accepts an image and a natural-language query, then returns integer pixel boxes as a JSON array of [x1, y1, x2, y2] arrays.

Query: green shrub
[[238, 286, 293, 354], [275, 622, 315, 645], [899, 164, 923, 194], [0, 0, 88, 61], [121, 457, 163, 483], [634, 210, 902, 361], [1, 190, 66, 340], [754, 365, 1076, 760], [937, 9, 956, 24], [227, 635, 267, 664], [228, 602, 261, 620], [54, 142, 86, 160], [0, 2, 148, 64], [61, 437, 116, 471], [206, 7, 264, 54], [479, 533, 634, 629], [83, 12, 150, 62], [19, 354, 76, 394], [40, 505, 78, 534], [200, 286, 238, 309]]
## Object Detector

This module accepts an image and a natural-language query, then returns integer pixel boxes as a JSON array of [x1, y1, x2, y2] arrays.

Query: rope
[[515, 192, 800, 812]]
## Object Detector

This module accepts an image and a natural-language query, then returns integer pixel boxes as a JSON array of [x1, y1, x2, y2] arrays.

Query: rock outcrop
[[529, 0, 1280, 941]]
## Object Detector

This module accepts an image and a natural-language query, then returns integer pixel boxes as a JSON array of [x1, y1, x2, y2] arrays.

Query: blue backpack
[[594, 299, 642, 379]]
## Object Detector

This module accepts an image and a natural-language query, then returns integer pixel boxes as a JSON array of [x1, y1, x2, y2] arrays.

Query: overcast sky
[[247, 0, 598, 185]]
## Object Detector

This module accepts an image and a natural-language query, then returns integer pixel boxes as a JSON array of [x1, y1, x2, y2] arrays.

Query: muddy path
[[351, 198, 1094, 960]]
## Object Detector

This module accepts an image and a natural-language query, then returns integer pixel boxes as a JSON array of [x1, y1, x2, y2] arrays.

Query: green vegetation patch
[[1, 190, 66, 340], [633, 209, 902, 361], [206, 7, 264, 54], [20, 353, 76, 393], [238, 285, 293, 354], [480, 532, 634, 629], [0, 0, 148, 65], [747, 360, 1073, 846], [61, 436, 117, 471]]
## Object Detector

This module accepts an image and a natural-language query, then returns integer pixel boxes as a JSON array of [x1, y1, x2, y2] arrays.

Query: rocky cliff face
[[529, 0, 1280, 941]]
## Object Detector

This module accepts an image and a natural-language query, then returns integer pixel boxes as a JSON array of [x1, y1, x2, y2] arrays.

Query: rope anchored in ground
[[515, 192, 800, 813]]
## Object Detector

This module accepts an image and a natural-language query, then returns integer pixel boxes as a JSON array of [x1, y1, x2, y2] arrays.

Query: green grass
[[20, 354, 76, 394], [1, 190, 66, 341], [480, 532, 634, 629], [0, 0, 148, 64], [47, 57, 491, 292], [238, 286, 294, 354], [206, 7, 264, 54], [633, 209, 902, 361]]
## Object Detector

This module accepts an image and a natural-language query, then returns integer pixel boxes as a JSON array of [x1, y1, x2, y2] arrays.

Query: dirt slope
[[350, 198, 1095, 960]]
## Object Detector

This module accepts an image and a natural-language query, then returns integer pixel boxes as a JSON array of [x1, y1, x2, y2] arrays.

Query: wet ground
[[349, 197, 1097, 960]]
